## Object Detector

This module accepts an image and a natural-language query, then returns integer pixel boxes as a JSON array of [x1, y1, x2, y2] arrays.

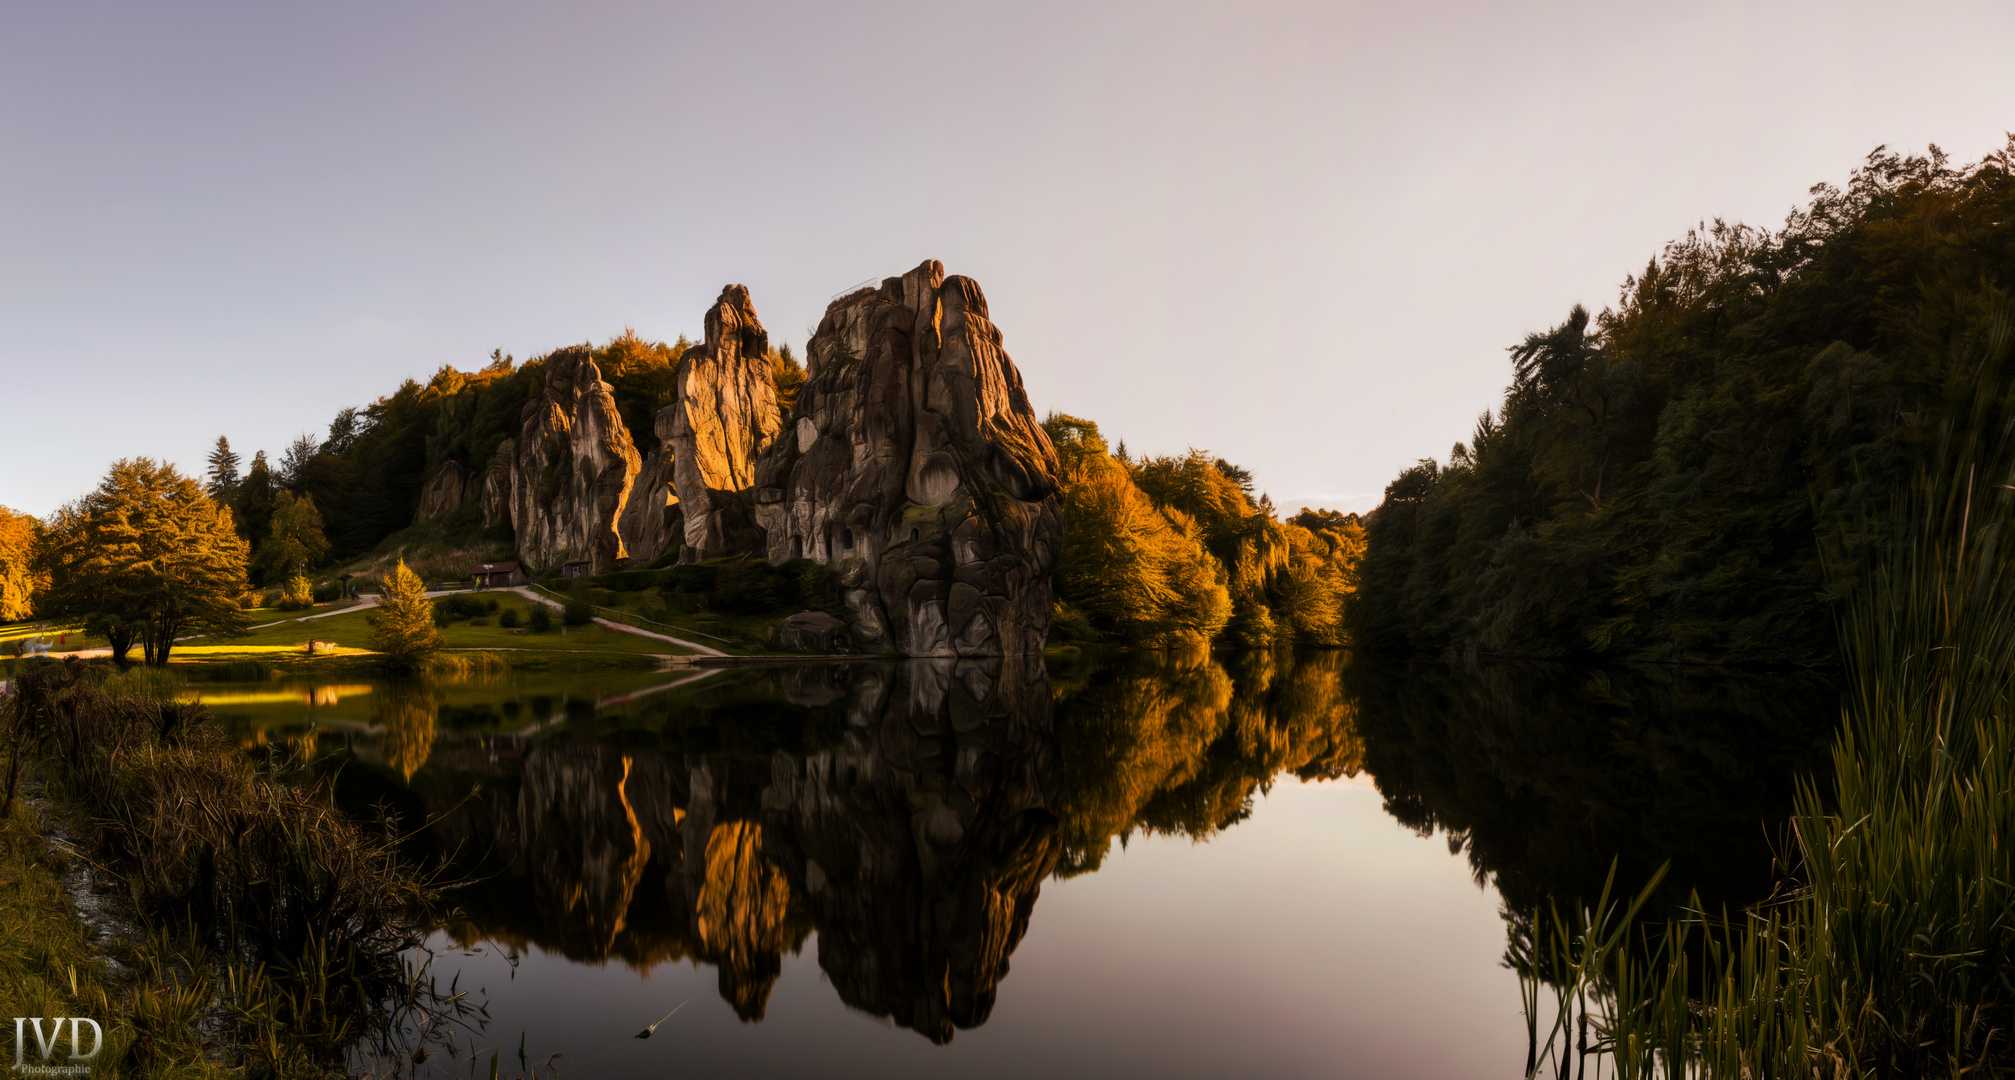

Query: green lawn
[[176, 600, 699, 658], [519, 584, 782, 655], [0, 620, 87, 646]]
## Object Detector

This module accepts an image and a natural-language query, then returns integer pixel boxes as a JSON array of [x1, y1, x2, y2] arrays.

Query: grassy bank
[[0, 658, 471, 1077], [0, 790, 168, 1076]]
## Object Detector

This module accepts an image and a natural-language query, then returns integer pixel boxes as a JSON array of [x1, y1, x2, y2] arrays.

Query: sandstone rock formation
[[479, 439, 514, 527], [667, 285, 781, 560], [486, 347, 641, 571], [413, 459, 478, 522], [753, 261, 1062, 656], [614, 405, 682, 567]]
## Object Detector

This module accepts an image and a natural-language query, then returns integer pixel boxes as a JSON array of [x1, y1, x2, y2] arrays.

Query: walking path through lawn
[[9, 587, 729, 663], [503, 586, 729, 657]]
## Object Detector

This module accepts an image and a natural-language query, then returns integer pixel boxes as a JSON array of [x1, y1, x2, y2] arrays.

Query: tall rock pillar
[[753, 260, 1061, 656], [500, 346, 641, 572], [663, 285, 781, 561]]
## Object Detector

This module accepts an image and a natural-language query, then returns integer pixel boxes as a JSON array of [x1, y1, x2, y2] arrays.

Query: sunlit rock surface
[[487, 346, 641, 572], [753, 260, 1062, 656], [667, 285, 782, 561], [614, 404, 683, 568]]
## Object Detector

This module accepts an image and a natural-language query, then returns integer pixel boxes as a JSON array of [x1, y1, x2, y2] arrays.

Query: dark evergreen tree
[[236, 451, 276, 568], [205, 436, 241, 502]]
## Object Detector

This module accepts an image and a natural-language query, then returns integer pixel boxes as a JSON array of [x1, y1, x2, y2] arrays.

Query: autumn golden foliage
[[0, 505, 40, 622], [366, 560, 442, 669], [1045, 415, 1230, 647], [1043, 414, 1359, 648], [36, 459, 249, 664]]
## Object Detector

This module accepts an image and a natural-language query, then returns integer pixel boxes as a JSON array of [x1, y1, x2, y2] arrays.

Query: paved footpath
[[503, 586, 728, 657]]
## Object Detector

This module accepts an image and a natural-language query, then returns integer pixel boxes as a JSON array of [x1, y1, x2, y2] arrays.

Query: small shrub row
[[568, 559, 844, 617], [432, 593, 499, 622]]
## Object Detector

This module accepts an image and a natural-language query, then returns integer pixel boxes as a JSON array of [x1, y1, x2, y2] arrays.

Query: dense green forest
[[1354, 141, 2015, 665]]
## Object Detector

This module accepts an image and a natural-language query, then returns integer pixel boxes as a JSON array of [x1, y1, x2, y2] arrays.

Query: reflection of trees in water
[[377, 654, 1823, 1040], [1050, 648, 1363, 874], [377, 678, 443, 780], [412, 651, 1367, 1041], [1352, 660, 1835, 920]]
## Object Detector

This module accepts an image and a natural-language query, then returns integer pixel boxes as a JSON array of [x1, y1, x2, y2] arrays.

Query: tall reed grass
[[1522, 312, 2015, 1078], [2, 657, 479, 1075]]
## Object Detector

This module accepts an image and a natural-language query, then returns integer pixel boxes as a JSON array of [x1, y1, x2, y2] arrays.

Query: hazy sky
[[3, 1, 2011, 518]]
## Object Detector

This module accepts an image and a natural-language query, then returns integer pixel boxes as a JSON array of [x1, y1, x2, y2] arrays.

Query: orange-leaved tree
[[0, 504, 41, 621]]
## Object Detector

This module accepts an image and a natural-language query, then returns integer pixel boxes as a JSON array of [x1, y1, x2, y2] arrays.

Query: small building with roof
[[472, 561, 524, 588]]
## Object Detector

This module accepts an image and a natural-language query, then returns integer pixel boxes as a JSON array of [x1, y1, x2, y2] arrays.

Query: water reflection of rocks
[[333, 652, 1838, 1042], [382, 651, 1363, 1043]]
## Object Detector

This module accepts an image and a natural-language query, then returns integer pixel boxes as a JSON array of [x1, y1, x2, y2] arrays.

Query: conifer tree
[[205, 436, 241, 502], [256, 490, 329, 583], [367, 560, 441, 669], [277, 433, 320, 491], [236, 451, 276, 564], [281, 573, 314, 611]]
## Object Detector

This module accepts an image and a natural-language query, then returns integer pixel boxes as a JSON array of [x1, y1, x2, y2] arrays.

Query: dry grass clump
[[4, 657, 454, 1075]]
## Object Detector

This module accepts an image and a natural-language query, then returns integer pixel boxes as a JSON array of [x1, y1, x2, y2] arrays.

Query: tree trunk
[[106, 624, 135, 663]]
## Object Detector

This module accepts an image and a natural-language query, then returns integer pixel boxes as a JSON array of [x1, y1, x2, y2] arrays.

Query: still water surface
[[195, 652, 1834, 1078]]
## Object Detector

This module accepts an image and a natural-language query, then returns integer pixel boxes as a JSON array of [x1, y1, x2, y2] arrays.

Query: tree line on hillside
[[1354, 140, 2015, 665], [3, 328, 1364, 653], [202, 330, 779, 579]]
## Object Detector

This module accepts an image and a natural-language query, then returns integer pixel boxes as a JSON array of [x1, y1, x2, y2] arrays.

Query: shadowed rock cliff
[[615, 408, 683, 568], [753, 261, 1062, 656], [414, 459, 479, 522]]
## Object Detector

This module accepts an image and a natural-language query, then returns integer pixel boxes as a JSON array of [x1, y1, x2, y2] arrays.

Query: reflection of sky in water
[[186, 684, 374, 707], [427, 778, 1517, 1080]]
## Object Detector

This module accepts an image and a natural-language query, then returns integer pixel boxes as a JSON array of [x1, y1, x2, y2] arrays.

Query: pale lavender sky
[[3, 1, 2011, 518]]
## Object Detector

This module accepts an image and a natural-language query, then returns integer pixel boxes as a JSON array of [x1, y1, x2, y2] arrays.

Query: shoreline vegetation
[[1522, 396, 2015, 1077], [0, 658, 470, 1077]]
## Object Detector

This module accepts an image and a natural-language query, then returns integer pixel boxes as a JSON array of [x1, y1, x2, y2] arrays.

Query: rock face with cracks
[[487, 346, 641, 572], [753, 260, 1062, 657], [414, 459, 478, 522], [615, 404, 684, 568], [666, 285, 781, 561]]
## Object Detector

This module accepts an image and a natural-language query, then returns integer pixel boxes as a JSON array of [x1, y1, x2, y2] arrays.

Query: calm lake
[[192, 652, 1836, 1079]]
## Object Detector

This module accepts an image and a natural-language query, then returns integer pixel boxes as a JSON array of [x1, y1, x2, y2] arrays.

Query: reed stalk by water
[[1522, 313, 2015, 1078], [1, 656, 480, 1076]]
